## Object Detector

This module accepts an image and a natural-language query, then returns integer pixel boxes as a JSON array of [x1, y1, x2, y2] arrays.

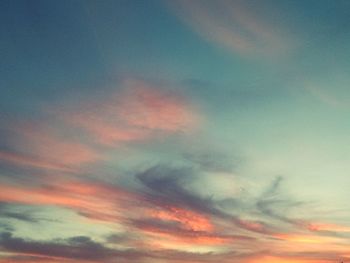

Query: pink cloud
[[0, 79, 199, 174], [1, 123, 100, 172], [120, 80, 197, 132], [63, 79, 199, 146], [0, 151, 75, 173], [0, 177, 232, 248], [307, 222, 350, 233], [0, 179, 139, 225], [237, 219, 267, 233]]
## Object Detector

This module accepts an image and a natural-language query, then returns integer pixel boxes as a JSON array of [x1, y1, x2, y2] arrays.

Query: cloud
[[0, 203, 38, 223], [0, 222, 14, 232], [0, 232, 146, 262], [307, 222, 350, 234], [62, 79, 199, 146], [244, 254, 337, 263], [170, 0, 295, 56], [0, 123, 100, 173], [147, 205, 214, 232], [0, 179, 141, 226], [0, 164, 348, 262], [136, 165, 226, 217], [0, 154, 347, 262], [305, 82, 350, 110], [0, 165, 262, 253], [0, 150, 75, 173], [256, 176, 305, 226], [131, 217, 253, 246], [136, 165, 275, 236], [0, 231, 257, 263], [0, 78, 199, 176]]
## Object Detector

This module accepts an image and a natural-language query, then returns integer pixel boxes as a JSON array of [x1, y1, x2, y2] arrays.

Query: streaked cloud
[[170, 0, 295, 56], [0, 123, 100, 173], [0, 79, 199, 176], [62, 79, 199, 146], [305, 81, 350, 110]]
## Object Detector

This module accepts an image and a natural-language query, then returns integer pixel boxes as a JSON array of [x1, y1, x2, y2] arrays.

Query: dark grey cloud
[[256, 176, 304, 226], [0, 254, 53, 262], [0, 203, 59, 225], [137, 165, 228, 217], [0, 210, 37, 223], [105, 233, 133, 244], [0, 222, 14, 232], [0, 203, 39, 223], [0, 231, 258, 263], [0, 232, 146, 262], [136, 165, 273, 235]]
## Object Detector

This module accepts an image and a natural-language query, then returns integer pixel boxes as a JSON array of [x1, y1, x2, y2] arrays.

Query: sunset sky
[[1, 0, 350, 262]]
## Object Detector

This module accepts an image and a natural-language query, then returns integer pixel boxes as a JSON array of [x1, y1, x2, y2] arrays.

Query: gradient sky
[[1, 0, 350, 262]]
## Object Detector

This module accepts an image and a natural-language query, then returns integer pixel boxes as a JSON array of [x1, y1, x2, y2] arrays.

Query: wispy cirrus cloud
[[305, 81, 350, 110], [0, 79, 199, 175], [170, 0, 296, 56], [0, 79, 347, 262], [0, 179, 140, 226], [61, 79, 199, 146], [0, 163, 349, 262], [0, 122, 100, 174]]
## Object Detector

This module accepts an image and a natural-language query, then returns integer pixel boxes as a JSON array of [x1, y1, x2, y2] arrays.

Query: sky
[[1, 0, 350, 262]]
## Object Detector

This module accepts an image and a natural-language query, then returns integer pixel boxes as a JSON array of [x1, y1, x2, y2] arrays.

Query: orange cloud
[[149, 205, 213, 232], [273, 233, 341, 245], [134, 206, 251, 247], [139, 225, 230, 246], [0, 179, 231, 249], [0, 180, 138, 225], [245, 255, 332, 263]]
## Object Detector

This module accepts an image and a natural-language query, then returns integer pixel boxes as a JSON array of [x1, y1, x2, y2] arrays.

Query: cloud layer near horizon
[[1, 79, 349, 262]]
